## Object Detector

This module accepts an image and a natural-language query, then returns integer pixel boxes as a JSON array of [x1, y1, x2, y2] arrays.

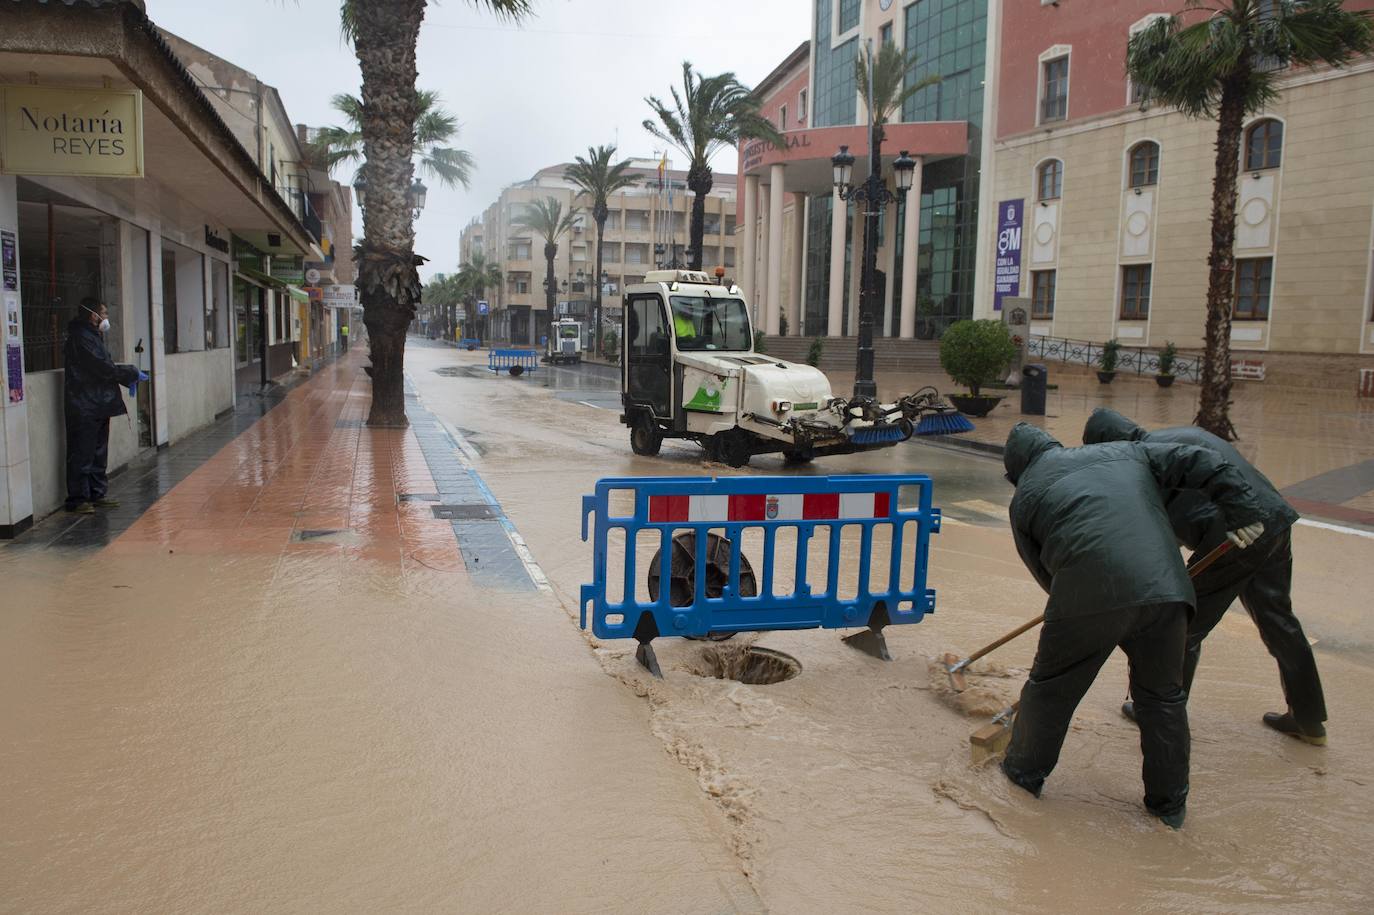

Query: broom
[[896, 386, 975, 436]]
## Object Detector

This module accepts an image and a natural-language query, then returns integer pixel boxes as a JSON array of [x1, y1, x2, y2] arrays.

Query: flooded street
[[1, 341, 1370, 913]]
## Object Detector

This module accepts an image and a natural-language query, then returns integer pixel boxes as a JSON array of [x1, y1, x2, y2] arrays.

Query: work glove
[[1226, 522, 1265, 549], [127, 371, 149, 398]]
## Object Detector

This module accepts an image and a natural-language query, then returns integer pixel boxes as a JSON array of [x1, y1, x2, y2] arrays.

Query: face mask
[[99, 318, 111, 333]]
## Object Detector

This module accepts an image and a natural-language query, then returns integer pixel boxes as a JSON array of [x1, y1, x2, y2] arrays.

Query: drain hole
[[686, 644, 801, 685]]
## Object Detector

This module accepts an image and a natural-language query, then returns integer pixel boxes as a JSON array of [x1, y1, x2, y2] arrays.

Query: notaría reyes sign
[[0, 86, 144, 178], [993, 199, 1024, 312]]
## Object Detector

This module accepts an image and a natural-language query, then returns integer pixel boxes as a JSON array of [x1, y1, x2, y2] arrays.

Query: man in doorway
[[63, 298, 143, 514], [1083, 408, 1327, 746]]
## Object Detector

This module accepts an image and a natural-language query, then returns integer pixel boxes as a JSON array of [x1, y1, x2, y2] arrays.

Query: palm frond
[[419, 146, 474, 189], [513, 197, 581, 244]]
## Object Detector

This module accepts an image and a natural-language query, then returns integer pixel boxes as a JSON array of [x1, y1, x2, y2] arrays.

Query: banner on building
[[322, 285, 358, 309], [0, 86, 144, 178], [270, 255, 305, 285], [2, 229, 16, 291], [993, 199, 1024, 312]]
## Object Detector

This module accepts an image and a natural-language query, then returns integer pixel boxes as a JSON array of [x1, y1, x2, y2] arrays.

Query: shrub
[[1157, 341, 1178, 376], [938, 319, 1018, 396], [806, 337, 824, 367], [602, 330, 618, 359], [1099, 338, 1122, 373], [754, 330, 767, 354]]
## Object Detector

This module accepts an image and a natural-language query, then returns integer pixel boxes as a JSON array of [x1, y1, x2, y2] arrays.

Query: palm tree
[[340, 0, 529, 426], [1127, 0, 1372, 440], [457, 252, 502, 342], [514, 198, 580, 347], [312, 90, 475, 190], [855, 41, 940, 157], [643, 62, 784, 270], [564, 145, 636, 354]]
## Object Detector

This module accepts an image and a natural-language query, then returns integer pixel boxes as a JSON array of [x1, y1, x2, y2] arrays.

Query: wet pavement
[[2, 338, 1371, 912]]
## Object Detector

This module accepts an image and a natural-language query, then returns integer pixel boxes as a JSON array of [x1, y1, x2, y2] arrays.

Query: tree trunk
[[593, 202, 607, 356], [1195, 76, 1247, 441], [543, 241, 557, 348], [687, 162, 713, 270], [353, 0, 426, 427]]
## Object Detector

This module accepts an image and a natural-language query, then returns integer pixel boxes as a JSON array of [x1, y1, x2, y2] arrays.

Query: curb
[[924, 433, 1005, 458]]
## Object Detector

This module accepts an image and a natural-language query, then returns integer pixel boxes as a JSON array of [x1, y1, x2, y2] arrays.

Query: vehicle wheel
[[647, 531, 756, 641], [509, 365, 524, 377], [630, 415, 663, 456], [783, 446, 815, 465], [712, 431, 752, 468]]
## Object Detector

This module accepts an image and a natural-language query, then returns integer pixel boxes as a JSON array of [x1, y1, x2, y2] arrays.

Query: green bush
[[754, 330, 767, 354], [1098, 338, 1122, 373], [806, 337, 824, 367], [938, 319, 1018, 396], [1157, 340, 1178, 376], [602, 330, 619, 359]]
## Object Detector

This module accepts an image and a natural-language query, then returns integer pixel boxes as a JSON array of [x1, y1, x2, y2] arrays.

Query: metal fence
[[1026, 334, 1201, 384]]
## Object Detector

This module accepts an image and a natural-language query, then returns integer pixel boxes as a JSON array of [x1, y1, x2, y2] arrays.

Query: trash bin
[[1021, 363, 1047, 415]]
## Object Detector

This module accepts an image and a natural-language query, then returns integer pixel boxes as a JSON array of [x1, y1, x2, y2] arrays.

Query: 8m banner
[[994, 199, 1024, 312]]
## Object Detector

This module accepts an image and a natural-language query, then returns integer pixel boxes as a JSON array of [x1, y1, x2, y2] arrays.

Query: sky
[[147, 0, 810, 281]]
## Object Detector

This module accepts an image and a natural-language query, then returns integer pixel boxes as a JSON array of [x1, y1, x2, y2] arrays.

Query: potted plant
[[938, 319, 1018, 417], [1155, 341, 1178, 388], [806, 337, 824, 367], [603, 330, 619, 362], [1097, 338, 1122, 384]]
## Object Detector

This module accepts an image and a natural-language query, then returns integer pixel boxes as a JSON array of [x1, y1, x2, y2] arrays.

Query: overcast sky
[[148, 0, 809, 280]]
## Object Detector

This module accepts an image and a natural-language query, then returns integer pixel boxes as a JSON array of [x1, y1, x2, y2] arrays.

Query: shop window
[[274, 293, 289, 345], [234, 277, 262, 366], [161, 239, 206, 354], [1032, 270, 1056, 319], [1037, 159, 1063, 202], [1120, 264, 1152, 320], [1129, 142, 1160, 188], [1245, 119, 1283, 171], [1041, 56, 1069, 123], [208, 260, 229, 349], [1234, 257, 1272, 320]]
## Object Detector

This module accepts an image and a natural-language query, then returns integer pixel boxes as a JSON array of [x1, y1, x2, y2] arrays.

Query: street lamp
[[409, 178, 427, 218], [832, 146, 916, 399], [352, 172, 367, 209]]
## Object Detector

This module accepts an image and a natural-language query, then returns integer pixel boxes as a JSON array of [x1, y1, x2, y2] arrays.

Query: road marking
[[436, 415, 553, 592], [1295, 518, 1374, 540]]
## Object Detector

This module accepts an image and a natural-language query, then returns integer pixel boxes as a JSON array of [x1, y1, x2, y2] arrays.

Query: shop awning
[[236, 265, 286, 289], [286, 285, 310, 304]]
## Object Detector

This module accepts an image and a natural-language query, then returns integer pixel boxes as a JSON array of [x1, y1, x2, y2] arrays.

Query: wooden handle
[[1187, 539, 1234, 579], [963, 614, 1045, 667]]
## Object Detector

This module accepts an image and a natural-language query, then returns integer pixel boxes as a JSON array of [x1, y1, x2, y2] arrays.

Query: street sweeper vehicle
[[618, 269, 970, 467], [545, 318, 583, 365]]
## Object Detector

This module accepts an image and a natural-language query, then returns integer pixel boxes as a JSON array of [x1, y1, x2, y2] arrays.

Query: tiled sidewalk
[[9, 351, 537, 586]]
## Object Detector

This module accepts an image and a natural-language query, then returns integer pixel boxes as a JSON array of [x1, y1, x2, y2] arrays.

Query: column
[[826, 191, 846, 337], [756, 182, 769, 321], [765, 163, 785, 335], [899, 156, 924, 338], [881, 199, 898, 337], [0, 175, 34, 536], [848, 202, 863, 336], [790, 192, 807, 337], [741, 175, 758, 305]]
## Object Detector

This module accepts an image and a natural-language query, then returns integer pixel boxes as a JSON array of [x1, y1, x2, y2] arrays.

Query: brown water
[[4, 342, 1370, 913]]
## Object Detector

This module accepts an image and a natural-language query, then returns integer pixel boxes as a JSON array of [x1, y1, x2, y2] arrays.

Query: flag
[[657, 152, 667, 190]]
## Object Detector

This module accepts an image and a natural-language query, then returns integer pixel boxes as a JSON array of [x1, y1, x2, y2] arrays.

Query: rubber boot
[[1262, 711, 1327, 746]]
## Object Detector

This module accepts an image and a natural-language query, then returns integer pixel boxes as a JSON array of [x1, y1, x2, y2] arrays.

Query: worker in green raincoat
[[1002, 423, 1265, 828], [1083, 408, 1327, 746]]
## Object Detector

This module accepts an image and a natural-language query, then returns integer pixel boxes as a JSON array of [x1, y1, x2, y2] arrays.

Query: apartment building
[[459, 160, 737, 345]]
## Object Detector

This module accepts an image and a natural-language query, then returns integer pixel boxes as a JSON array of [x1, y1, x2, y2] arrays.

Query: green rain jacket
[[1004, 423, 1264, 619], [1082, 408, 1299, 550]]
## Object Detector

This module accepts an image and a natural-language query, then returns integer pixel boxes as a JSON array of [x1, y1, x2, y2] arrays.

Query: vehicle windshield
[[669, 296, 752, 352], [559, 326, 578, 338]]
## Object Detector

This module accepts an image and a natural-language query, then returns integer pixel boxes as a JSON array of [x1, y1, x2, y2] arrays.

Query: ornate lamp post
[[831, 145, 916, 399]]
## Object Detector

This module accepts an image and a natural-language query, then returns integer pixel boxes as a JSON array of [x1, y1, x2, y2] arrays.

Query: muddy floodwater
[[3, 341, 1371, 913]]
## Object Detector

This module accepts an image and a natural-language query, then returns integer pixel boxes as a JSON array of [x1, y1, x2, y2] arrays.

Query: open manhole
[[688, 643, 801, 686]]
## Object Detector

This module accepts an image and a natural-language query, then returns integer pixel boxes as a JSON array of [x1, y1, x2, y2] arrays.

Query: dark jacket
[[63, 317, 138, 422], [1004, 423, 1263, 619], [1082, 408, 1299, 550]]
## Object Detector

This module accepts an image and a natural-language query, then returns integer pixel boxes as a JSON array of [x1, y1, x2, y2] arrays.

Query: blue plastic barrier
[[487, 348, 539, 376], [581, 475, 941, 674]]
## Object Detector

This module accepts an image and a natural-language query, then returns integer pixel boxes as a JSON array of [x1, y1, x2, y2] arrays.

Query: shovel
[[941, 615, 1044, 693], [968, 538, 1236, 761]]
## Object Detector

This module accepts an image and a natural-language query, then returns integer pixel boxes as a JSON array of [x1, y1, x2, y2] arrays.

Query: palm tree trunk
[[1195, 77, 1246, 441], [543, 241, 557, 348], [353, 0, 425, 427], [593, 214, 606, 356], [687, 164, 713, 270]]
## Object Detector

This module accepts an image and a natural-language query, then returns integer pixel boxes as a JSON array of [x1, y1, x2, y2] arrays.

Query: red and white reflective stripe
[[649, 492, 890, 523]]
